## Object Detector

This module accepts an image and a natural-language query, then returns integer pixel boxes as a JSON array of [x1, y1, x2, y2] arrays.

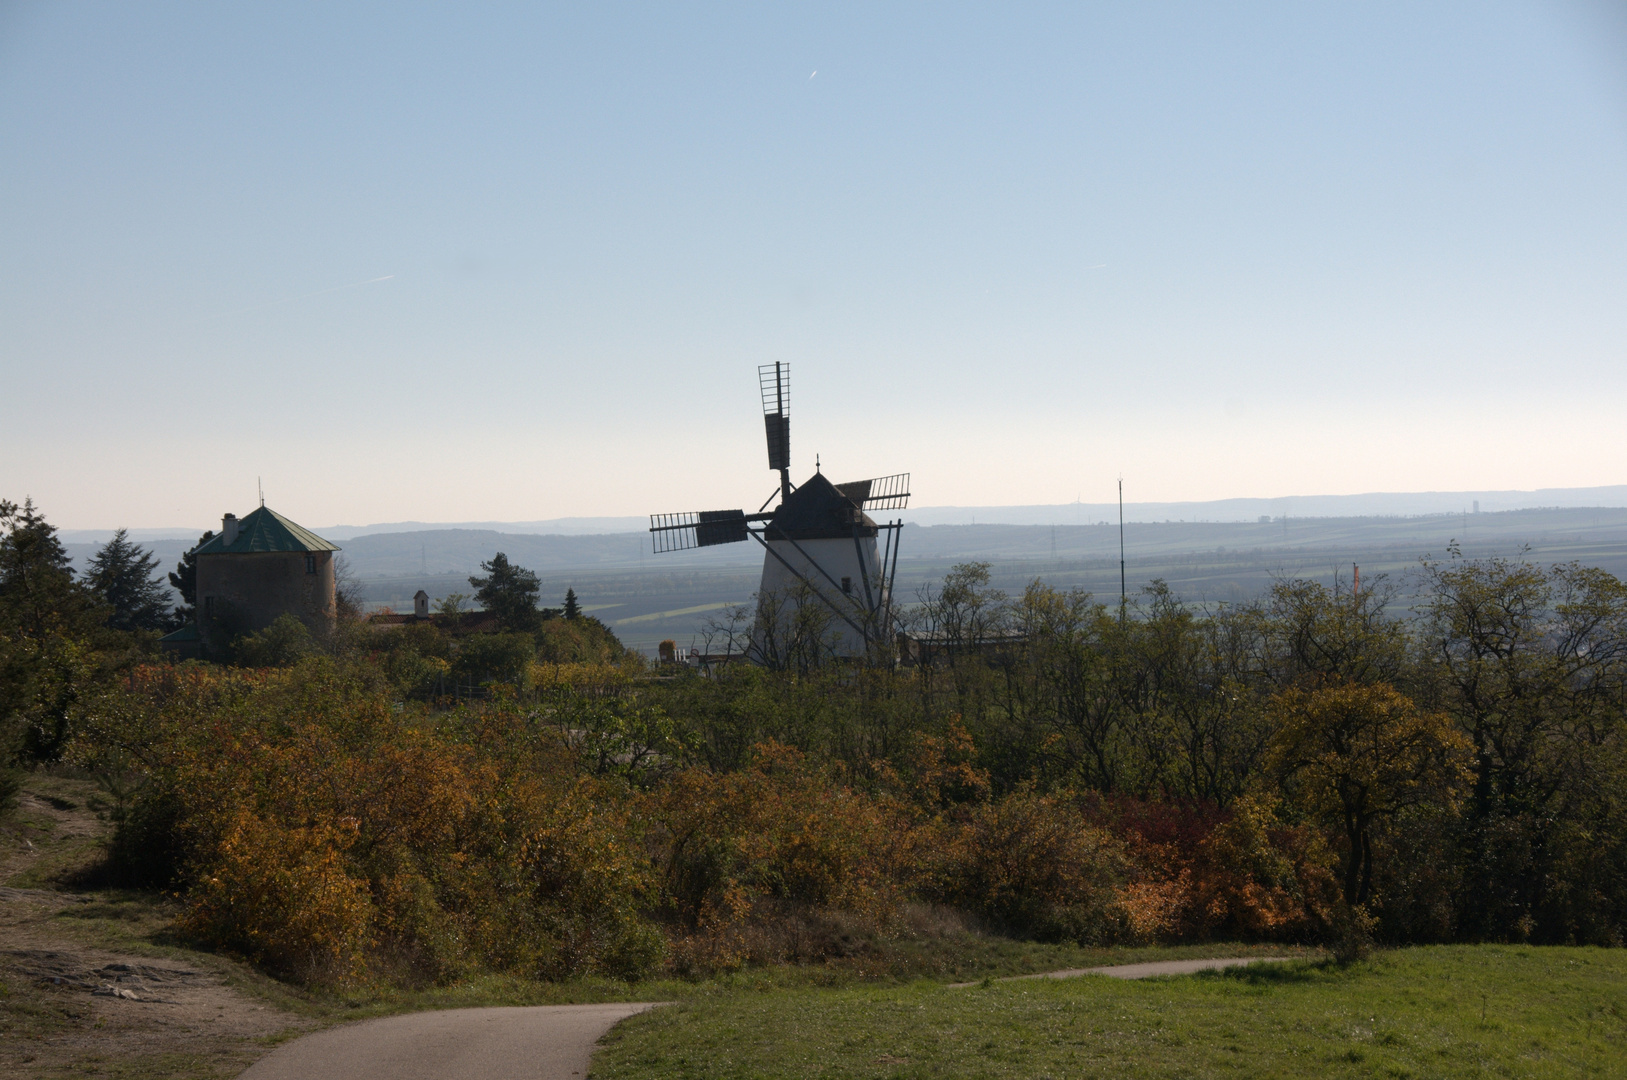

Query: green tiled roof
[[194, 506, 340, 555]]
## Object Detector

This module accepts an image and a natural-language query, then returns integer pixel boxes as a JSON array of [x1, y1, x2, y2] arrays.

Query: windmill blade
[[649, 510, 750, 553], [836, 472, 910, 511], [759, 362, 790, 471]]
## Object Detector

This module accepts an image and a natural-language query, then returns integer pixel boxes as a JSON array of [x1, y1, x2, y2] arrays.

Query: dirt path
[[237, 1003, 666, 1080], [1, 781, 312, 1079], [948, 955, 1293, 988]]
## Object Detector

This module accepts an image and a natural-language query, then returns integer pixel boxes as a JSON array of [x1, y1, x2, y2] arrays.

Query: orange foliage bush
[[1083, 791, 1342, 944]]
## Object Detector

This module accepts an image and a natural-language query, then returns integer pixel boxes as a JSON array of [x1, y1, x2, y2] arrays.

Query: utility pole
[[1118, 478, 1127, 619]]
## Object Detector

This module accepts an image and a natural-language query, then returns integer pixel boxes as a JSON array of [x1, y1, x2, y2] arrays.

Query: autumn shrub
[[449, 632, 535, 690], [84, 659, 666, 986], [925, 785, 1131, 944], [231, 613, 316, 667], [1067, 792, 1343, 945], [72, 652, 1508, 992], [1183, 794, 1341, 941], [179, 810, 374, 983], [650, 742, 912, 972]]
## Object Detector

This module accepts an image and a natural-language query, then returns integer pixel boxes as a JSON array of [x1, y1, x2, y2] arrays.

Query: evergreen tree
[[0, 498, 96, 638], [167, 529, 214, 628], [88, 529, 172, 632], [0, 498, 101, 762], [563, 587, 581, 620], [469, 552, 541, 630]]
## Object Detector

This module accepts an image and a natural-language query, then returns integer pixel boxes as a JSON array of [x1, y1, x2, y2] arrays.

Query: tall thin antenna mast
[[1118, 478, 1126, 618], [258, 477, 264, 508]]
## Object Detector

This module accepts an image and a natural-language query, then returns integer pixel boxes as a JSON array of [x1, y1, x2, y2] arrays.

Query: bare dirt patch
[[1, 778, 311, 1079]]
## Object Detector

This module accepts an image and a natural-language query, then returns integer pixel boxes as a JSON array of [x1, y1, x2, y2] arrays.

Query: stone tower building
[[189, 506, 341, 652]]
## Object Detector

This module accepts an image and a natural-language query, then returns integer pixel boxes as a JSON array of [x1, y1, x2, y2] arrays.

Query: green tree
[[1267, 681, 1468, 908], [233, 613, 316, 667], [1420, 553, 1627, 940], [167, 529, 214, 628], [0, 498, 97, 639], [563, 587, 581, 620], [0, 499, 103, 761], [450, 632, 535, 689], [469, 552, 541, 631], [1263, 576, 1410, 689], [88, 529, 172, 632]]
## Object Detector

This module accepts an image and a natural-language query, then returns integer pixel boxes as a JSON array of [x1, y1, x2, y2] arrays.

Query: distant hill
[[899, 484, 1627, 526], [56, 483, 1627, 544]]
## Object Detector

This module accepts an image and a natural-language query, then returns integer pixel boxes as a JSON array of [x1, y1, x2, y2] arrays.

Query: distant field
[[594, 946, 1627, 1080], [342, 508, 1627, 652]]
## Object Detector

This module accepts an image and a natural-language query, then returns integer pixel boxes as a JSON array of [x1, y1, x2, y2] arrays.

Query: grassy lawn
[[592, 946, 1627, 1079]]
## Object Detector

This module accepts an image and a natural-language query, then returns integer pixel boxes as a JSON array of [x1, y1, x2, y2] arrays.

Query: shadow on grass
[[1198, 958, 1341, 986], [52, 889, 169, 923]]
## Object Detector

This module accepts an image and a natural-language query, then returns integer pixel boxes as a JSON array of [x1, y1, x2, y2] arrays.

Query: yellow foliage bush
[[651, 742, 914, 972], [926, 785, 1130, 942], [179, 810, 373, 983], [98, 660, 664, 986]]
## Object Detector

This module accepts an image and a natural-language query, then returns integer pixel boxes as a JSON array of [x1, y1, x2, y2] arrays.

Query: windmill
[[649, 363, 909, 660]]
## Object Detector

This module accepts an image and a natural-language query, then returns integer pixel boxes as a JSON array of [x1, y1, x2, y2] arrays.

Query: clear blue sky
[[3, 2, 1625, 529]]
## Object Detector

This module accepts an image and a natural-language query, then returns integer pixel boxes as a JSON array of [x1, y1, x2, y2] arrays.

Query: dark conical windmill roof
[[765, 472, 878, 541]]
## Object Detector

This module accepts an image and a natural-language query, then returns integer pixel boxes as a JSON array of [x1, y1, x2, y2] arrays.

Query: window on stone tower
[[841, 576, 852, 594], [305, 555, 316, 574]]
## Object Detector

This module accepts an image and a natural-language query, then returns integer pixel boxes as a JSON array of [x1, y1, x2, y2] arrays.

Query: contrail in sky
[[196, 274, 395, 322]]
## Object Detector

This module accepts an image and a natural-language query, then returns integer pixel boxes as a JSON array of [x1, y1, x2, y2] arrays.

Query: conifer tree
[[563, 587, 581, 620], [88, 529, 172, 632], [469, 552, 541, 630], [0, 498, 96, 638], [0, 498, 100, 762], [167, 529, 214, 628]]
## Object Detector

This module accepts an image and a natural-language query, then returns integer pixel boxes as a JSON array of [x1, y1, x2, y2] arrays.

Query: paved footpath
[[238, 1002, 664, 1080], [950, 955, 1293, 988], [241, 958, 1292, 1079]]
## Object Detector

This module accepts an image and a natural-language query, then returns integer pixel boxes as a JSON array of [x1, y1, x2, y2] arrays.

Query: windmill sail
[[759, 363, 790, 472], [649, 509, 749, 553], [835, 472, 911, 511], [764, 414, 790, 471]]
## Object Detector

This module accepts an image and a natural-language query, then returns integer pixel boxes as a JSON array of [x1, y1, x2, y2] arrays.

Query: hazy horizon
[[46, 482, 1627, 544]]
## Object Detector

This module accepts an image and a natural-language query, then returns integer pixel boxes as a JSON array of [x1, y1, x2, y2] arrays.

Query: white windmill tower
[[649, 363, 910, 660]]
